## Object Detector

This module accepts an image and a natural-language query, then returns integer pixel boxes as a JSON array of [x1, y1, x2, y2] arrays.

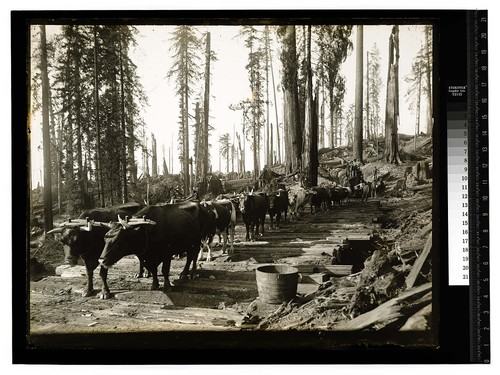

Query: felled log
[[399, 302, 432, 331], [333, 283, 432, 331], [224, 178, 256, 192], [405, 232, 432, 289], [406, 183, 432, 191]]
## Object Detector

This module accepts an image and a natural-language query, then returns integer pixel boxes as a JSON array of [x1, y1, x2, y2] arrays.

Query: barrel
[[255, 265, 299, 304]]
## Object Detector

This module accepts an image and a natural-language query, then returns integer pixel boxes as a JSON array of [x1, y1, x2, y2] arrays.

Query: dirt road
[[28, 199, 386, 346]]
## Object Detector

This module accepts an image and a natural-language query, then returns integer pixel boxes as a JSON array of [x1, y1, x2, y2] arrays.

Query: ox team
[[49, 179, 373, 298]]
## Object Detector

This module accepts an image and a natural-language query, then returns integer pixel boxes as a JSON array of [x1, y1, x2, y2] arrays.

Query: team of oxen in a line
[[47, 177, 378, 299]]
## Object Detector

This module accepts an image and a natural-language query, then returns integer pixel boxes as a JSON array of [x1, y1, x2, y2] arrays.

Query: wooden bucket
[[255, 265, 299, 304]]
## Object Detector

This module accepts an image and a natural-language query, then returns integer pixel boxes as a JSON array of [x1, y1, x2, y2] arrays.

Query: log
[[406, 183, 432, 191], [399, 302, 432, 331], [333, 282, 432, 331], [405, 232, 432, 289], [293, 265, 353, 276], [224, 178, 256, 192]]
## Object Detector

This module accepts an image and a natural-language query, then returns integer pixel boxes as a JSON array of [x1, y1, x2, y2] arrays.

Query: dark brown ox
[[198, 199, 236, 261], [267, 189, 288, 229], [239, 191, 269, 241], [46, 202, 146, 299], [99, 203, 202, 293]]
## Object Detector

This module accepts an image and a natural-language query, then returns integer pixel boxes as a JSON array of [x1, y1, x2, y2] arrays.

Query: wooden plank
[[333, 283, 432, 331], [294, 264, 353, 276], [405, 232, 432, 289]]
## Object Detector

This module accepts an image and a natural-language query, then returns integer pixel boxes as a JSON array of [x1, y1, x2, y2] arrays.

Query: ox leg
[[206, 242, 212, 262], [161, 258, 173, 292], [99, 266, 111, 300], [147, 260, 160, 291], [260, 216, 265, 237], [198, 239, 212, 262], [180, 250, 198, 280], [276, 212, 281, 229], [229, 225, 235, 255], [250, 222, 256, 241], [221, 230, 228, 254], [135, 258, 150, 278], [245, 224, 250, 242], [81, 259, 96, 297]]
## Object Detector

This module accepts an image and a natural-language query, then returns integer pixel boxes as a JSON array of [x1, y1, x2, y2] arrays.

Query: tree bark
[[183, 32, 190, 194], [302, 25, 312, 185], [353, 25, 364, 162], [94, 26, 105, 207], [269, 44, 281, 164], [119, 32, 128, 202], [281, 26, 301, 173], [384, 26, 402, 164], [203, 32, 211, 177], [151, 133, 158, 177], [424, 26, 433, 135], [366, 51, 370, 141], [40, 25, 53, 231]]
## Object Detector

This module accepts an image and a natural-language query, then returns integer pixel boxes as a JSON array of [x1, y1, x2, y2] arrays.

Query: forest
[[29, 23, 433, 233]]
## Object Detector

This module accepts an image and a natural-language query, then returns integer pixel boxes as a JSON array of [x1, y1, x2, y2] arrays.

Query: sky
[[29, 23, 429, 186]]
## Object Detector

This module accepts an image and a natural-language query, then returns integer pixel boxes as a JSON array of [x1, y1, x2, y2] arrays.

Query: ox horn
[[118, 215, 131, 229], [249, 189, 254, 196], [46, 227, 64, 235]]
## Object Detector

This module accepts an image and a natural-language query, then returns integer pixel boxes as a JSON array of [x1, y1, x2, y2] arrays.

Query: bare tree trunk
[[353, 25, 364, 163], [329, 87, 334, 149], [151, 133, 158, 177], [40, 25, 53, 231], [183, 47, 190, 194], [424, 26, 433, 135], [385, 26, 402, 164], [366, 51, 370, 141], [57, 115, 63, 213], [195, 102, 202, 182], [94, 26, 105, 207], [282, 25, 302, 173], [319, 79, 325, 149], [269, 45, 281, 164], [119, 33, 128, 202], [302, 26, 312, 185], [265, 36, 271, 167], [203, 32, 211, 177]]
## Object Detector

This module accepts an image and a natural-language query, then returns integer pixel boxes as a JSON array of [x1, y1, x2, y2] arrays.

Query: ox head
[[268, 190, 285, 210], [238, 193, 248, 214], [47, 219, 111, 266], [99, 215, 156, 269]]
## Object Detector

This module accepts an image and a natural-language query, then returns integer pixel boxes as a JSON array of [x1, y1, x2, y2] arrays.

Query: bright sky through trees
[[30, 24, 429, 187]]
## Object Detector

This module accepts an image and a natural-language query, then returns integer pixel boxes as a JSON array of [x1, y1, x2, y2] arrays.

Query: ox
[[267, 189, 288, 229], [99, 203, 202, 293], [361, 181, 372, 203], [239, 191, 269, 241], [198, 199, 236, 261], [310, 186, 330, 213], [288, 187, 312, 220], [329, 186, 350, 207], [47, 202, 146, 299]]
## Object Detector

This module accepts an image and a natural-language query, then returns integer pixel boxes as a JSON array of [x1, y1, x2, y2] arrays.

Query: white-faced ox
[[99, 203, 202, 293], [239, 191, 269, 241], [198, 199, 236, 261], [267, 189, 288, 229], [288, 188, 313, 220], [47, 202, 146, 299]]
